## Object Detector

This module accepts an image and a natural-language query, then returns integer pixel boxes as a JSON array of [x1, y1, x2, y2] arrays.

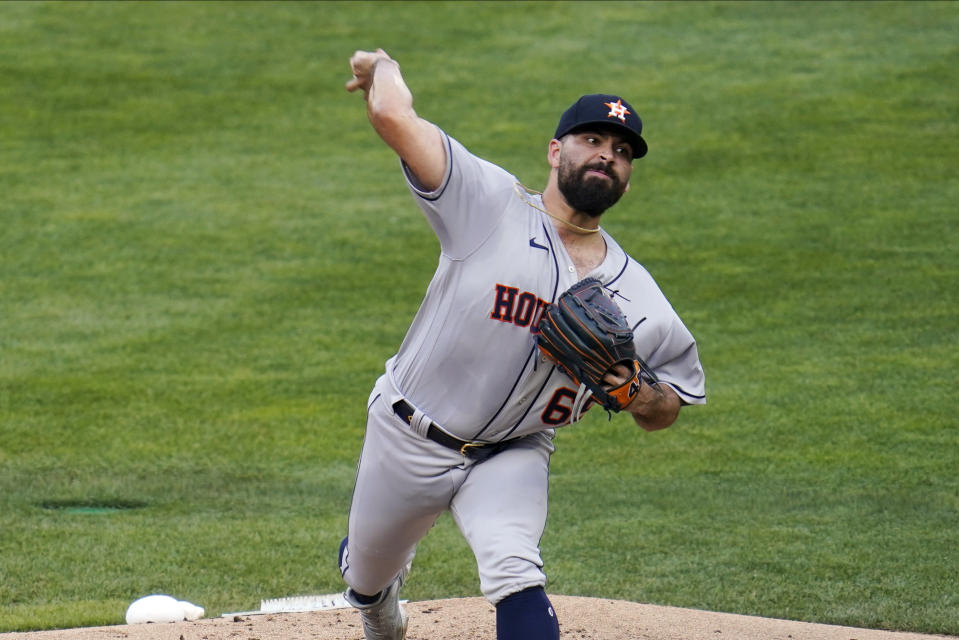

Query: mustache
[[581, 161, 616, 180]]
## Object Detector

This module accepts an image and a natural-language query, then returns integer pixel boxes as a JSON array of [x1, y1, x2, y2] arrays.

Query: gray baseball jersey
[[388, 133, 704, 439], [341, 131, 705, 606]]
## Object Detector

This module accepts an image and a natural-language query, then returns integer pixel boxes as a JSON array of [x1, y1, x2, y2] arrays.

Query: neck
[[541, 184, 601, 236]]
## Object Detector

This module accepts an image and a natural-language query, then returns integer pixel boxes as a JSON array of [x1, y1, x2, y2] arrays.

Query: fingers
[[345, 74, 364, 93], [346, 49, 392, 93], [345, 50, 373, 93], [602, 362, 633, 387]]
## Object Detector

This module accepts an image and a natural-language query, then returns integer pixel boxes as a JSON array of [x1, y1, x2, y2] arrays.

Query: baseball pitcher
[[338, 48, 706, 640]]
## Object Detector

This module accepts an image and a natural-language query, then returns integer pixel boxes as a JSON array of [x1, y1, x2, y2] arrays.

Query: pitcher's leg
[[450, 432, 555, 605], [341, 390, 456, 597], [341, 536, 412, 640]]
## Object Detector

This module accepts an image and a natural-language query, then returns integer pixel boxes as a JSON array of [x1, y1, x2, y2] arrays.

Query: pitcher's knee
[[480, 552, 548, 605]]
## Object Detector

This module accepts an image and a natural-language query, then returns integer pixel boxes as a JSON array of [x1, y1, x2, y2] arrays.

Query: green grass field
[[1, 0, 957, 634]]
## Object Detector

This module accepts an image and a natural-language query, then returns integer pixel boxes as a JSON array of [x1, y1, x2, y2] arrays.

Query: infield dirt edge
[[1, 595, 956, 640]]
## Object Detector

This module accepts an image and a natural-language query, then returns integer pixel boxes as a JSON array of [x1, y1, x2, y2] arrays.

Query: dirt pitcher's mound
[[1, 595, 956, 640]]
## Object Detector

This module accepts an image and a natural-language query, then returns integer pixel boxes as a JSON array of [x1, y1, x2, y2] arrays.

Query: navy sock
[[495, 586, 560, 640], [350, 589, 382, 605], [338, 536, 382, 605]]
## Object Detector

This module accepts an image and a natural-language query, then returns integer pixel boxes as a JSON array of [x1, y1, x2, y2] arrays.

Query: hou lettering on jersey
[[489, 284, 550, 332]]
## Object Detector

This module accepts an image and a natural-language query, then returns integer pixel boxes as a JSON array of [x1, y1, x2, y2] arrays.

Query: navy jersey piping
[[469, 219, 562, 441], [499, 366, 560, 441], [669, 383, 706, 401], [468, 346, 537, 442], [603, 254, 631, 302], [406, 135, 454, 202]]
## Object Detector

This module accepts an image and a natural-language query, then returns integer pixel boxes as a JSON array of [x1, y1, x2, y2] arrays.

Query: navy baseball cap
[[554, 94, 648, 159]]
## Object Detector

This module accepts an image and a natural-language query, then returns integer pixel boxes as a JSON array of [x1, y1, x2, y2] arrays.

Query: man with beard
[[337, 49, 706, 640]]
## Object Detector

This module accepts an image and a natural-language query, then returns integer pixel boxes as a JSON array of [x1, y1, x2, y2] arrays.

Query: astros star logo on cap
[[604, 99, 630, 123]]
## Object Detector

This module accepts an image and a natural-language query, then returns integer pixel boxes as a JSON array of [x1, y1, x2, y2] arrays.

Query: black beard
[[557, 159, 625, 218]]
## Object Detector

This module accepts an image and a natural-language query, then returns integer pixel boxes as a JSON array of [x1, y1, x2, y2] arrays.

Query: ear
[[547, 138, 562, 169]]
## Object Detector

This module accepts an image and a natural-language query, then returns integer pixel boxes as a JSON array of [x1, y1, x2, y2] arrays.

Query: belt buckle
[[459, 442, 483, 457]]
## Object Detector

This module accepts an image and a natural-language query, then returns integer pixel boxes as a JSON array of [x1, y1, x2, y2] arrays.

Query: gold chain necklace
[[513, 182, 600, 235]]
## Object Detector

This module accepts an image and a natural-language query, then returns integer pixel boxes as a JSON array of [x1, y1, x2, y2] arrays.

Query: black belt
[[392, 400, 511, 462]]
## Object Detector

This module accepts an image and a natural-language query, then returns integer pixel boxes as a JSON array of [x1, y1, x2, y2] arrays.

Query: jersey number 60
[[541, 387, 599, 425]]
